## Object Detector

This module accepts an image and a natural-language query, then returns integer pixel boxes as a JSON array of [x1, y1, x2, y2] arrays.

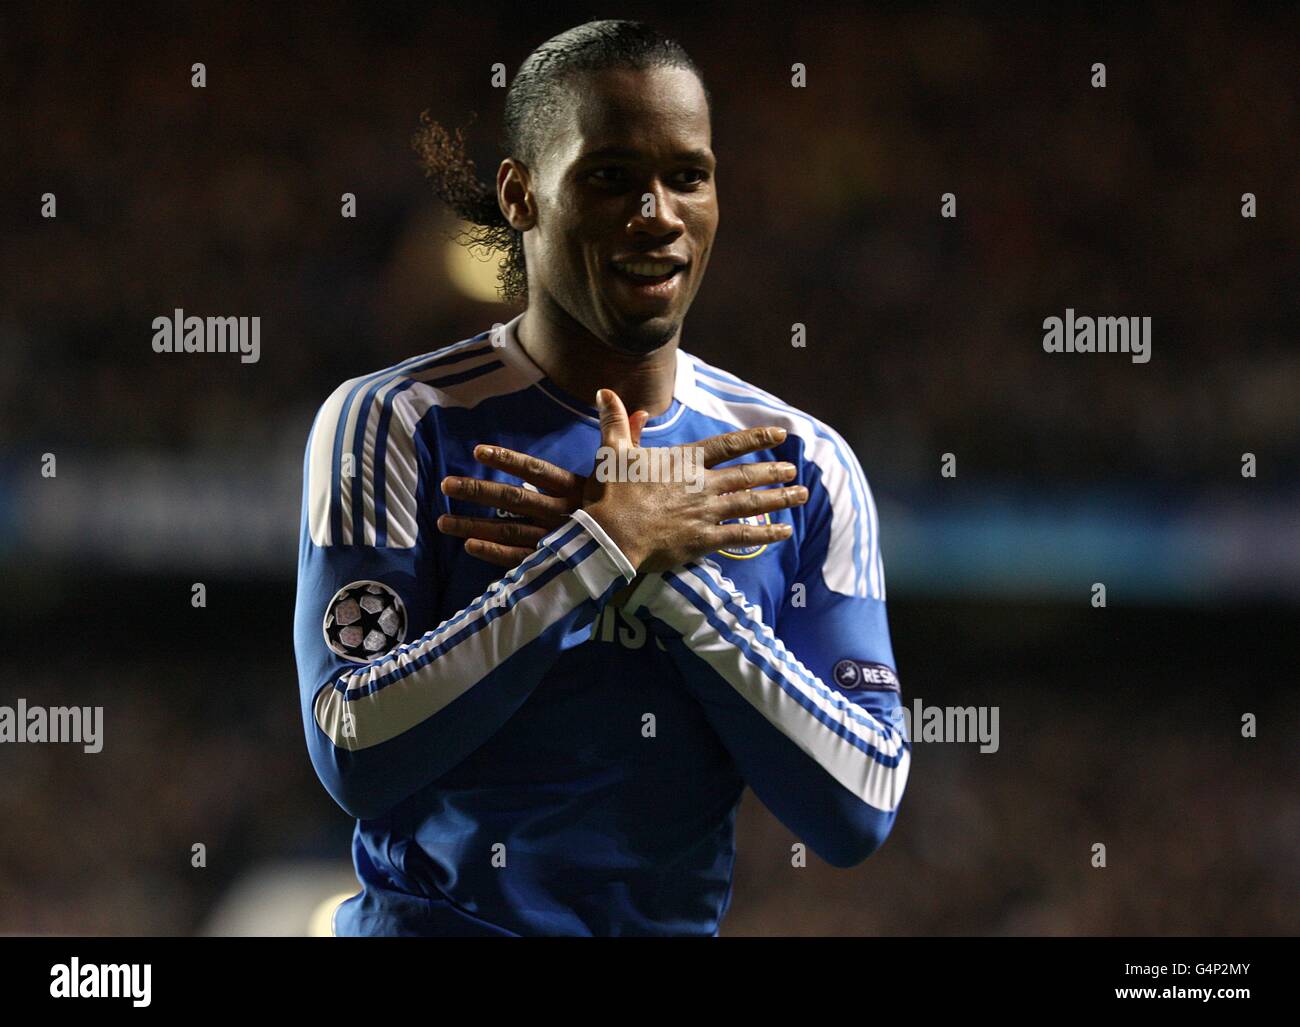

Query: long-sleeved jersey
[[292, 311, 911, 937]]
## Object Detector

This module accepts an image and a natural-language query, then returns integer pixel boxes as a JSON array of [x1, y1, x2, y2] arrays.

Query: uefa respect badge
[[832, 659, 900, 692]]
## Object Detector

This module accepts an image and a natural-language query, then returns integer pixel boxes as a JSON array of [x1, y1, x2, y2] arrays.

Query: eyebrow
[[577, 146, 715, 165]]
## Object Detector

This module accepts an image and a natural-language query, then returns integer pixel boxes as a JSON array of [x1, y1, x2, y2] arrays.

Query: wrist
[[580, 501, 646, 571]]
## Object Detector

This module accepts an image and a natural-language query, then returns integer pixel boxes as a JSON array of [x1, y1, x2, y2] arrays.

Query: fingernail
[[770, 427, 787, 442], [596, 389, 608, 406], [477, 445, 495, 459], [779, 462, 796, 475]]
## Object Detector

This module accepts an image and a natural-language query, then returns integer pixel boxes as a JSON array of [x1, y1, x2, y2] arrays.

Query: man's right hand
[[581, 389, 806, 573]]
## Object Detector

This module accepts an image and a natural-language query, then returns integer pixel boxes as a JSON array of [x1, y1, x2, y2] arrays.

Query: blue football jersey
[[292, 311, 911, 936]]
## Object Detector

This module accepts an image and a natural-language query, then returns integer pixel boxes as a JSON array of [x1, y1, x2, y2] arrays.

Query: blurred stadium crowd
[[9, 3, 1297, 489], [3, 604, 1295, 936], [3, 2, 1297, 935]]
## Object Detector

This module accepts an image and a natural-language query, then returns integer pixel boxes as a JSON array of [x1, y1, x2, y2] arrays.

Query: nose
[[625, 178, 686, 238]]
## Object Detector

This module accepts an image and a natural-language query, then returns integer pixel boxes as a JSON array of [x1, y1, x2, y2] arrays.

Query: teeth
[[615, 261, 677, 278]]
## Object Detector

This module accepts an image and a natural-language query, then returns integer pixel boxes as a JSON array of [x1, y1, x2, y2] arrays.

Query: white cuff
[[568, 508, 637, 583]]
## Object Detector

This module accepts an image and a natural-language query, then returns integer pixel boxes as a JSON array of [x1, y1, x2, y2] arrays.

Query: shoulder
[[678, 349, 885, 600], [678, 349, 871, 492], [303, 331, 533, 549]]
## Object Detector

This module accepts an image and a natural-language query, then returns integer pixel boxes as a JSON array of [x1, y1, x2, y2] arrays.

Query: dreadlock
[[412, 19, 711, 305]]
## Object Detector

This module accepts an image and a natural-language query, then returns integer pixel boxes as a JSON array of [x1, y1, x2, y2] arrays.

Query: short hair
[[413, 19, 711, 305]]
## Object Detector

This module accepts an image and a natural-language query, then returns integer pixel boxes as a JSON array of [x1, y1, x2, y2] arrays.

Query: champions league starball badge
[[322, 580, 408, 663]]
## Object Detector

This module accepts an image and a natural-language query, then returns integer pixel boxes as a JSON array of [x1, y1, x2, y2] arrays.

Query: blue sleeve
[[293, 406, 635, 821], [629, 449, 910, 867]]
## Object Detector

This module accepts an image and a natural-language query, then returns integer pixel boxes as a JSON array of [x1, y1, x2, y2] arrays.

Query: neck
[[515, 301, 679, 418]]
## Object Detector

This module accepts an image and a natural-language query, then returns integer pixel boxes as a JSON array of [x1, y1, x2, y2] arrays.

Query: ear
[[498, 157, 537, 231]]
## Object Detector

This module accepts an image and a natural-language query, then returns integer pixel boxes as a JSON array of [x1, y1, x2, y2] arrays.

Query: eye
[[674, 169, 710, 186], [588, 166, 626, 185]]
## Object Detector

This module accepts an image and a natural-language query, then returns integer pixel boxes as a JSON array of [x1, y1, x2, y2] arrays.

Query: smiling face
[[509, 64, 718, 355]]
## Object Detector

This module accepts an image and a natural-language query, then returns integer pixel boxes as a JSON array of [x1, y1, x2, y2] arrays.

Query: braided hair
[[412, 19, 711, 305]]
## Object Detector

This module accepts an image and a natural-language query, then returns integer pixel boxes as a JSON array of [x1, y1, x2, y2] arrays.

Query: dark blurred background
[[3, 1, 1297, 935]]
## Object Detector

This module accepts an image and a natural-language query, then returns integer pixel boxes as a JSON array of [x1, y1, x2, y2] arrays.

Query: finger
[[474, 444, 581, 497], [708, 460, 797, 494], [692, 426, 788, 468], [596, 388, 632, 449], [628, 409, 650, 447], [440, 476, 570, 525], [713, 485, 809, 521], [437, 514, 548, 548], [464, 538, 533, 569], [709, 519, 795, 551]]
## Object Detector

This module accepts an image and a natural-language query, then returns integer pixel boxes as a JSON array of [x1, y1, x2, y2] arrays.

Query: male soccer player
[[293, 20, 910, 937]]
